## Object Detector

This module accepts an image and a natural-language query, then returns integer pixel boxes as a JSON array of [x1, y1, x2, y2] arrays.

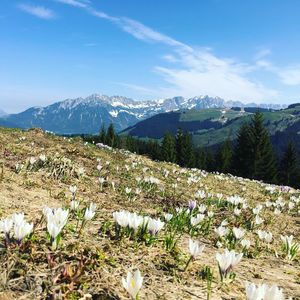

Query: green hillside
[[122, 105, 300, 154]]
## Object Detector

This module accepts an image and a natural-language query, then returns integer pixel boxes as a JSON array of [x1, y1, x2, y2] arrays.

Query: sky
[[2, 0, 300, 113]]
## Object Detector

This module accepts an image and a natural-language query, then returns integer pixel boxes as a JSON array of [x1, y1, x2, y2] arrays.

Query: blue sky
[[2, 0, 300, 112]]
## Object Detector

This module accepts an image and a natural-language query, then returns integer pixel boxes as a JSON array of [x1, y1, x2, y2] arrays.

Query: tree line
[[83, 112, 300, 188]]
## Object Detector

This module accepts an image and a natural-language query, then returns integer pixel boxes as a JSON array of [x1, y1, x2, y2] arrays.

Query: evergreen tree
[[161, 131, 176, 162], [195, 147, 207, 170], [99, 124, 106, 144], [249, 111, 277, 183], [206, 150, 216, 172], [182, 131, 195, 167], [175, 128, 184, 166], [216, 138, 233, 173], [279, 142, 299, 187], [105, 123, 116, 147], [175, 129, 194, 167], [125, 135, 136, 153], [147, 140, 161, 160], [233, 123, 253, 178]]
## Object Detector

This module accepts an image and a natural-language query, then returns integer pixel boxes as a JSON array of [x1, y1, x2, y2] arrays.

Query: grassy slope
[[0, 127, 299, 299], [124, 107, 300, 149]]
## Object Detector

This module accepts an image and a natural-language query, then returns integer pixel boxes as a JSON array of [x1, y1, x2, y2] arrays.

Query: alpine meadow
[[1, 1, 300, 300]]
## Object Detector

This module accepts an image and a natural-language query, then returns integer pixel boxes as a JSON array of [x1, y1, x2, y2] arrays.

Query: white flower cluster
[[0, 213, 33, 242], [113, 210, 164, 234]]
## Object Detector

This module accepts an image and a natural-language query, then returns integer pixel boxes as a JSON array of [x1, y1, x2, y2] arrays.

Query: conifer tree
[[99, 124, 106, 144], [182, 131, 195, 167], [161, 132, 176, 162], [206, 150, 216, 172], [233, 123, 253, 178], [175, 128, 184, 166], [195, 147, 207, 170], [176, 129, 194, 167], [148, 140, 161, 160], [105, 123, 116, 147], [279, 142, 299, 187], [249, 111, 277, 183], [216, 138, 233, 173]]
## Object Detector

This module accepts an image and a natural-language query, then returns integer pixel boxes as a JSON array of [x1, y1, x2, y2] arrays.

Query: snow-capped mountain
[[0, 94, 285, 134]]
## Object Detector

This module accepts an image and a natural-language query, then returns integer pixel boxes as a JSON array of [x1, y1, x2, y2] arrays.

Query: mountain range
[[0, 94, 286, 134]]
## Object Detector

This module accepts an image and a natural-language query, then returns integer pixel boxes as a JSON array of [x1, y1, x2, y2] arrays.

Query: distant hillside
[[122, 104, 300, 155], [0, 94, 285, 134]]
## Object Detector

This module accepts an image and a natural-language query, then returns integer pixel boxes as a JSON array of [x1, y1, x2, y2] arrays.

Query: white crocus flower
[[257, 230, 273, 243], [45, 207, 69, 249], [147, 218, 164, 235], [191, 213, 205, 226], [216, 249, 243, 279], [39, 154, 46, 162], [128, 213, 143, 231], [234, 208, 241, 216], [163, 213, 173, 222], [47, 221, 62, 240], [13, 220, 33, 242], [274, 208, 281, 215], [84, 203, 97, 221], [12, 213, 25, 226], [125, 187, 132, 194], [188, 238, 205, 259], [70, 201, 80, 211], [220, 219, 228, 227], [122, 269, 143, 300], [280, 235, 294, 249], [245, 282, 285, 300], [245, 282, 266, 300], [255, 215, 264, 225], [207, 211, 214, 218], [241, 239, 251, 249], [264, 284, 285, 300], [69, 185, 77, 199], [29, 157, 36, 165], [113, 211, 130, 228], [0, 218, 14, 236], [215, 226, 228, 238], [233, 227, 245, 240], [198, 204, 207, 213]]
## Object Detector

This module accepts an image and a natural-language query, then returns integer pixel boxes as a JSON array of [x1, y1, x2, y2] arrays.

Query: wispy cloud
[[55, 0, 88, 8], [278, 66, 300, 86], [56, 1, 300, 102], [18, 4, 55, 19], [155, 49, 278, 101]]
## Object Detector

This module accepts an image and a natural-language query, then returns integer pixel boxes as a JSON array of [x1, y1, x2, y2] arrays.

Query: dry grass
[[0, 127, 299, 300]]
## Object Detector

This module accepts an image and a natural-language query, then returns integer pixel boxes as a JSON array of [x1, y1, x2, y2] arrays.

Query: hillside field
[[0, 127, 299, 299]]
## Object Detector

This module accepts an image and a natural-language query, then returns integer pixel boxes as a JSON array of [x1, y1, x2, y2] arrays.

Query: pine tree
[[195, 147, 207, 170], [161, 132, 176, 162], [99, 124, 106, 144], [233, 123, 253, 178], [216, 138, 233, 173], [279, 142, 299, 187], [182, 131, 195, 167], [105, 123, 116, 147], [249, 111, 277, 183], [206, 150, 216, 172], [176, 129, 194, 167], [175, 128, 184, 166]]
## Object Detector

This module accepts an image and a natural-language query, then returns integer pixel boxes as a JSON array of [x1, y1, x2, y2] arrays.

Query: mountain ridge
[[0, 94, 286, 134]]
